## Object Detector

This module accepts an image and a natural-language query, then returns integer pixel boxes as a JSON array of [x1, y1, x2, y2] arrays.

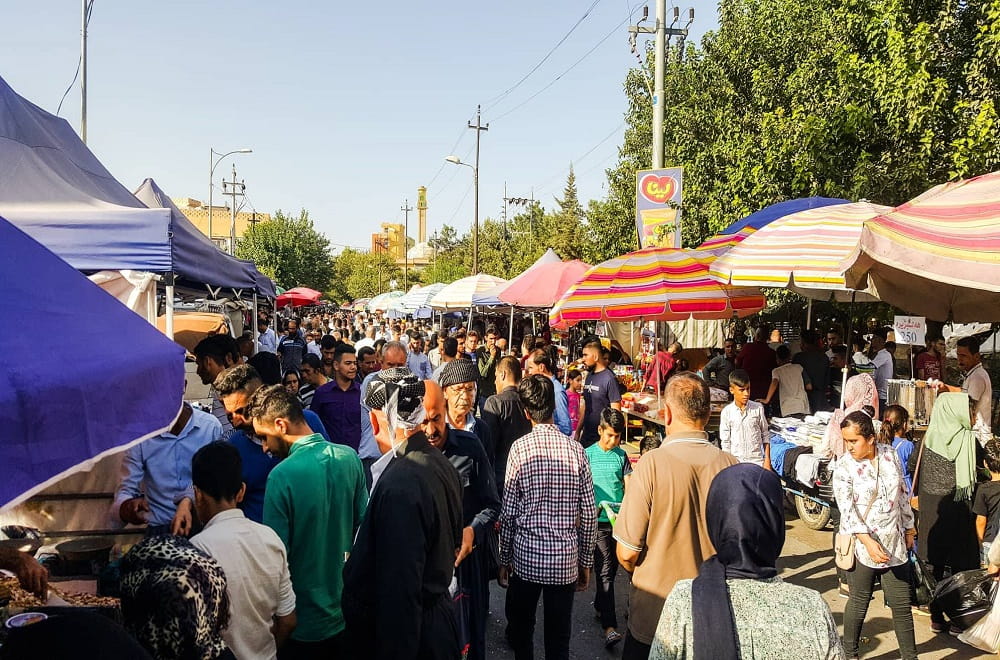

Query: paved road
[[485, 512, 994, 659]]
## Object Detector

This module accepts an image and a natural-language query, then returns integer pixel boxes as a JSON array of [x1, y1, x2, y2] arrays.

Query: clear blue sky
[[2, 0, 716, 253]]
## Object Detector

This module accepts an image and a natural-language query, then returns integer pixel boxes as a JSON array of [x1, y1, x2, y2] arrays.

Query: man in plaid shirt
[[499, 374, 598, 660]]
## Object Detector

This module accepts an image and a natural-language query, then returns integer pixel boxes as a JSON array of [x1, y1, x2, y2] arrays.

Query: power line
[[428, 140, 476, 202], [483, 0, 604, 111], [489, 5, 643, 123], [445, 181, 475, 226], [532, 121, 625, 193], [425, 122, 472, 189], [57, 0, 94, 116]]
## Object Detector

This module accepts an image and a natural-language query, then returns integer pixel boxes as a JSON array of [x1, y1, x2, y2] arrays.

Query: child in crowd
[[640, 433, 662, 456], [585, 408, 631, 649], [720, 369, 772, 470], [760, 345, 812, 419], [880, 405, 913, 492], [566, 368, 584, 435], [974, 439, 1000, 566]]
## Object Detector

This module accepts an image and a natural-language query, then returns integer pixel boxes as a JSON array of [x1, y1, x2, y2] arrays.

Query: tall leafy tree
[[236, 209, 335, 292]]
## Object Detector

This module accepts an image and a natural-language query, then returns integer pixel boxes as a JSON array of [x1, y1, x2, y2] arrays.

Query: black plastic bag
[[911, 553, 936, 607], [931, 569, 1000, 630]]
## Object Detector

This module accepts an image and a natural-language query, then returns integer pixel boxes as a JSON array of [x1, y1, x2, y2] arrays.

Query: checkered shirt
[[499, 423, 597, 585]]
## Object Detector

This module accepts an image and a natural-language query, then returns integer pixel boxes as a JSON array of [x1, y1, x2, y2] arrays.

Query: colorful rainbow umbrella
[[842, 171, 1000, 321], [707, 201, 890, 299], [549, 246, 766, 327]]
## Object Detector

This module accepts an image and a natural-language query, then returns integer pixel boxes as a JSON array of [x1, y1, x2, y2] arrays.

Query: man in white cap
[[342, 367, 464, 660]]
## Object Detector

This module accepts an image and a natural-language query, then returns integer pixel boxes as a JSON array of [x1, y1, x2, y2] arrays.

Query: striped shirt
[[210, 388, 234, 438], [499, 423, 597, 584]]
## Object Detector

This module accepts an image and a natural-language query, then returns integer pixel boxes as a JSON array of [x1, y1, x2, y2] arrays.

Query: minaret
[[417, 186, 428, 243]]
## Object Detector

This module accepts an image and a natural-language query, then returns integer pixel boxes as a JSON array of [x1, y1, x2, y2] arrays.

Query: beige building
[[371, 222, 406, 261], [172, 198, 271, 253]]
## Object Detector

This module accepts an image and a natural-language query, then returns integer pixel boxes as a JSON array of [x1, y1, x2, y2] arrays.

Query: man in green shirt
[[250, 384, 368, 658]]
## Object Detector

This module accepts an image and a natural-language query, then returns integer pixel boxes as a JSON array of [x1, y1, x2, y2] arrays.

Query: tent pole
[[252, 294, 259, 355], [806, 298, 813, 330], [509, 307, 515, 352], [467, 305, 473, 332], [532, 313, 537, 336], [840, 291, 856, 408], [165, 278, 175, 340]]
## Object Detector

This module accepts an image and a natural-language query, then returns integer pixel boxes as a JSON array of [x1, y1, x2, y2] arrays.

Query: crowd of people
[[3, 310, 1000, 660]]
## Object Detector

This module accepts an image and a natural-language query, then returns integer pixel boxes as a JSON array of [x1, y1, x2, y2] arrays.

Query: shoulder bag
[[834, 454, 880, 571]]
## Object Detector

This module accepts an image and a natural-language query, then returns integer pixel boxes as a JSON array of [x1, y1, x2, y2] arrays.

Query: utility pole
[[81, 0, 89, 144], [401, 198, 413, 289], [629, 3, 695, 169], [468, 105, 489, 274], [222, 164, 245, 255]]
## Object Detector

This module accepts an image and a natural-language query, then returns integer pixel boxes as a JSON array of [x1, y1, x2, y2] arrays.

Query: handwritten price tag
[[893, 316, 926, 346]]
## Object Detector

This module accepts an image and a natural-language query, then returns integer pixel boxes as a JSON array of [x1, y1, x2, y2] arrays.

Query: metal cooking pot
[[55, 537, 113, 563]]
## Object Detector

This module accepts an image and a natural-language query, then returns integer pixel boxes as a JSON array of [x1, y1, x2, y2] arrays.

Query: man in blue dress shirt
[[114, 402, 222, 536], [212, 364, 330, 523]]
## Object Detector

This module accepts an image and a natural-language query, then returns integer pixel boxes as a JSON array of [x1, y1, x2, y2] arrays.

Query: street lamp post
[[208, 148, 252, 246], [445, 155, 479, 274]]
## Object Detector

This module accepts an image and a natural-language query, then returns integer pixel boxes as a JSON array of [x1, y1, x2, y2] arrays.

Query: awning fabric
[[0, 216, 185, 510], [134, 178, 275, 297], [0, 74, 172, 271]]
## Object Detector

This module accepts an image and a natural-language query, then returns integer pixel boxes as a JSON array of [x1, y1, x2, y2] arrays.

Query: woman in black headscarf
[[649, 463, 844, 660]]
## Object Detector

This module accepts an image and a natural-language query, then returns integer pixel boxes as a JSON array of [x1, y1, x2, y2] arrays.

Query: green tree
[[236, 209, 335, 292], [587, 0, 1000, 257], [542, 167, 586, 260], [330, 248, 401, 301], [418, 254, 467, 284]]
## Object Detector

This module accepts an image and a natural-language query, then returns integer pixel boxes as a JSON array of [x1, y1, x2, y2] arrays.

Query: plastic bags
[[910, 553, 936, 607], [959, 577, 1000, 653], [930, 569, 999, 630]]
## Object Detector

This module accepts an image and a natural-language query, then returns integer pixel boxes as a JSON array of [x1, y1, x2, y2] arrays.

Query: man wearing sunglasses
[[210, 364, 330, 523]]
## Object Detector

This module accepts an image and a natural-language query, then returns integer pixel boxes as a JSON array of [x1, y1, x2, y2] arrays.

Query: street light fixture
[[208, 148, 252, 247], [445, 154, 479, 274]]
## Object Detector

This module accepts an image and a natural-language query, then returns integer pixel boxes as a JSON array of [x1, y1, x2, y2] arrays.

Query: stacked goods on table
[[768, 413, 834, 487], [0, 577, 119, 609]]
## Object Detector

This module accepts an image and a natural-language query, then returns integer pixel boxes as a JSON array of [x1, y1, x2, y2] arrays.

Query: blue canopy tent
[[0, 75, 274, 340], [0, 216, 185, 510], [133, 178, 276, 298], [717, 197, 849, 235], [0, 75, 172, 271]]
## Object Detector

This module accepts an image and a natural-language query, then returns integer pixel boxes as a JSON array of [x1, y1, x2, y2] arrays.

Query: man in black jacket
[[482, 355, 532, 496], [342, 368, 464, 660]]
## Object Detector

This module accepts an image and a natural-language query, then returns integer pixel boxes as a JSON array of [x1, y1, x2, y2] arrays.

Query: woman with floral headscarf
[[120, 534, 234, 660], [821, 373, 879, 459]]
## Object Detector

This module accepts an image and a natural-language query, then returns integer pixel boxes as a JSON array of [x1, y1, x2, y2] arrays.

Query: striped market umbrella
[[842, 171, 1000, 321], [699, 197, 850, 255], [707, 201, 889, 300], [430, 274, 507, 310], [549, 246, 766, 327]]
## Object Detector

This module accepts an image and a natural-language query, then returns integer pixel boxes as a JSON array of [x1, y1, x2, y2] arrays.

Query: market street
[[486, 512, 993, 659]]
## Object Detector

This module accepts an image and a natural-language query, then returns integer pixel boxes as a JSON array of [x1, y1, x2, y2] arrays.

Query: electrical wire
[[489, 4, 643, 123], [57, 0, 94, 116], [425, 122, 472, 190], [428, 141, 475, 202], [532, 121, 625, 194], [483, 0, 604, 111]]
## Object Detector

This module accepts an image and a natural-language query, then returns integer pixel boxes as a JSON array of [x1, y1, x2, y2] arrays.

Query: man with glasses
[[702, 338, 737, 391], [440, 360, 494, 470], [211, 364, 330, 522]]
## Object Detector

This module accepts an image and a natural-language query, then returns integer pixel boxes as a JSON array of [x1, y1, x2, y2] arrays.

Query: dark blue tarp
[[719, 197, 849, 235], [134, 178, 276, 297], [0, 215, 185, 509], [0, 75, 172, 271]]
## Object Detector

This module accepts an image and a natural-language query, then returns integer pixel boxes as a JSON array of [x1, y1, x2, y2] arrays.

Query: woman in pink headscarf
[[820, 374, 879, 458]]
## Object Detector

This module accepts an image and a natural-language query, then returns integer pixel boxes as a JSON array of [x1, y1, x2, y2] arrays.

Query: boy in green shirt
[[584, 408, 632, 648], [250, 385, 368, 657]]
